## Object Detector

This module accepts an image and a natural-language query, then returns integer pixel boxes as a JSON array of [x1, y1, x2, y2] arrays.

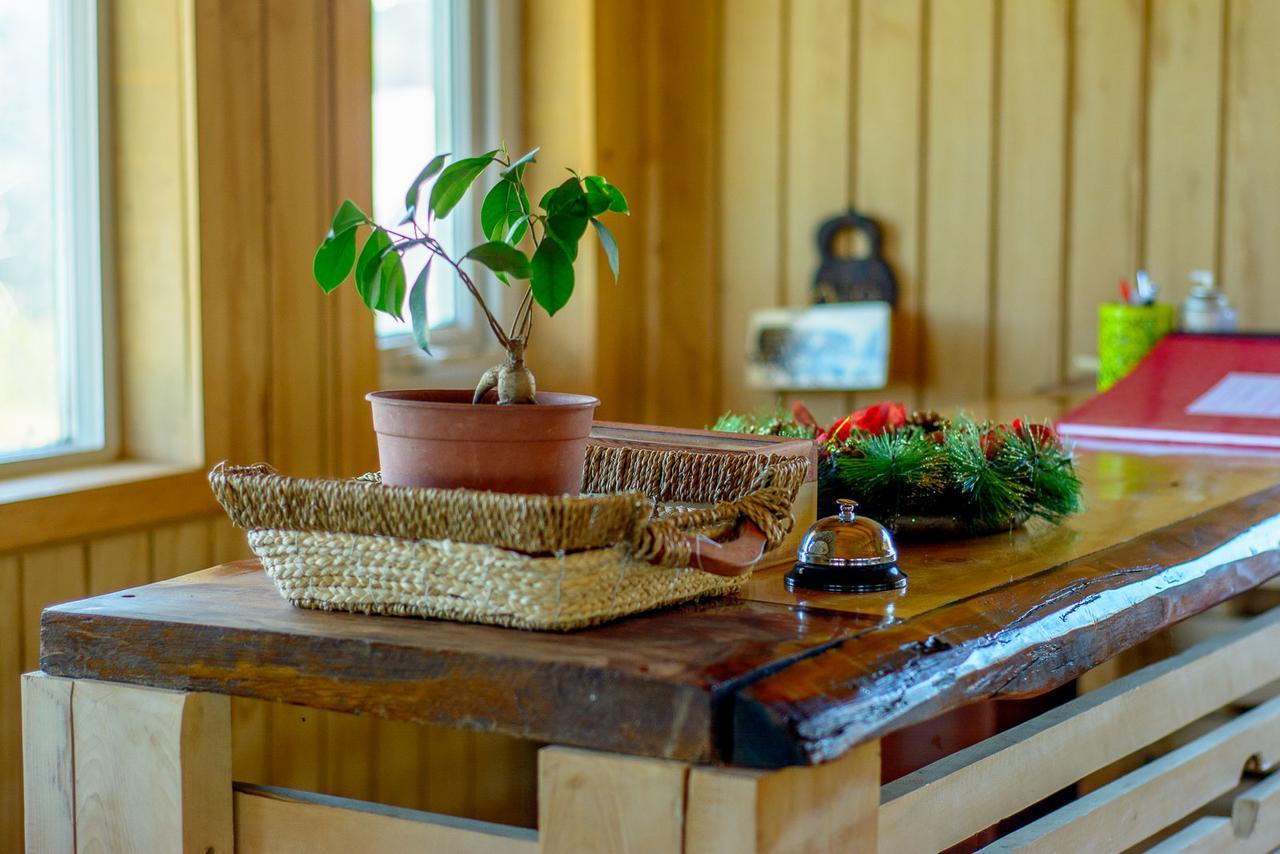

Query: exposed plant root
[[472, 338, 537, 405]]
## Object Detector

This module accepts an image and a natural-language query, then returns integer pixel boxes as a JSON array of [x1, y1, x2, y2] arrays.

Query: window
[[371, 0, 518, 367], [0, 1, 108, 471]]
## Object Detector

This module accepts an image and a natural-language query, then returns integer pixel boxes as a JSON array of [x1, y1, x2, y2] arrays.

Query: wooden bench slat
[[982, 695, 1280, 852], [234, 783, 537, 854], [880, 608, 1280, 853]]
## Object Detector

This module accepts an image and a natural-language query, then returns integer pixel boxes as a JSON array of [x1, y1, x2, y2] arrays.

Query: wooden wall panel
[[20, 545, 86, 672], [782, 0, 855, 423], [1143, 0, 1225, 298], [1065, 0, 1146, 378], [643, 0, 721, 428], [920, 0, 997, 406], [1220, 0, 1280, 327], [87, 532, 150, 595], [593, 0, 650, 424], [718, 0, 785, 416], [0, 557, 22, 853], [853, 0, 925, 409], [991, 0, 1069, 396]]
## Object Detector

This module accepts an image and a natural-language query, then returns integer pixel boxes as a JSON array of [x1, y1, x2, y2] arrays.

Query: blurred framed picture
[[746, 303, 890, 391]]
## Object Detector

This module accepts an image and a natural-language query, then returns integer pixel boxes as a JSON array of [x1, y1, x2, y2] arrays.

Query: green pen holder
[[1097, 302, 1176, 391]]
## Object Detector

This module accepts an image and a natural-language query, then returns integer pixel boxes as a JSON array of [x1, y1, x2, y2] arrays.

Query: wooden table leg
[[685, 740, 880, 854], [22, 672, 232, 853], [537, 741, 880, 854]]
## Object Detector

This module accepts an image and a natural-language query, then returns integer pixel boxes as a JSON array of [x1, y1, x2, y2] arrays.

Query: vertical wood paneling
[[783, 0, 855, 423], [523, 0, 599, 401], [265, 0, 329, 479], [423, 724, 475, 817], [1144, 0, 1225, 294], [920, 0, 997, 406], [194, 0, 270, 466], [20, 544, 86, 672], [643, 0, 721, 427], [87, 531, 150, 596], [0, 557, 22, 853], [853, 0, 925, 408], [150, 518, 212, 582], [1065, 0, 1145, 377], [1220, 0, 1280, 328], [991, 0, 1069, 396], [717, 0, 785, 416], [329, 0, 379, 477], [374, 719, 425, 809], [593, 0, 650, 424]]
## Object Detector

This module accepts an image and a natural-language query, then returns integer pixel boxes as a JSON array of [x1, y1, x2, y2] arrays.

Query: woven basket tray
[[210, 445, 808, 631]]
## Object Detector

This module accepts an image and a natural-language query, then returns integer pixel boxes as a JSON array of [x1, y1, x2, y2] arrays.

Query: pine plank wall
[[590, 0, 1280, 428], [5, 0, 1280, 847]]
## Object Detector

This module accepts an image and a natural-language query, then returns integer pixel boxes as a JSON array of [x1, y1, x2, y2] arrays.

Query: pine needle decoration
[[714, 403, 1084, 535]]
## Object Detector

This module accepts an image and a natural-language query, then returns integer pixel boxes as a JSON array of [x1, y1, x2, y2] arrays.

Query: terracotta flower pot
[[366, 389, 600, 494]]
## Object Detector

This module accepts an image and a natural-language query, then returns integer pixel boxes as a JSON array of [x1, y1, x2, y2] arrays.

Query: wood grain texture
[[0, 558, 20, 853], [1064, 0, 1145, 377], [87, 531, 150, 596], [592, 0, 649, 424], [38, 432, 1280, 769], [1220, 0, 1280, 330], [539, 747, 688, 853], [853, 0, 924, 408], [991, 0, 1068, 396], [735, 481, 1280, 765], [717, 0, 784, 415], [21, 673, 74, 854], [920, 0, 996, 406], [990, 695, 1280, 851], [879, 607, 1280, 853], [150, 517, 212, 582], [233, 784, 537, 854], [781, 0, 854, 422], [643, 0, 720, 428], [685, 739, 879, 853], [72, 681, 232, 853], [21, 544, 85, 673], [1144, 0, 1225, 292]]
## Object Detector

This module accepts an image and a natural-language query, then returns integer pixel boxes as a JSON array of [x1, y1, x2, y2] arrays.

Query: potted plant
[[313, 145, 627, 493]]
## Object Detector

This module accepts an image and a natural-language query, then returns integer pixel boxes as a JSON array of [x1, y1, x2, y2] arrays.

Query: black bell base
[[784, 561, 907, 594]]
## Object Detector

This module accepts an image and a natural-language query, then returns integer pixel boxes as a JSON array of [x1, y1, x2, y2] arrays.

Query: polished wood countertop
[[39, 397, 1280, 768]]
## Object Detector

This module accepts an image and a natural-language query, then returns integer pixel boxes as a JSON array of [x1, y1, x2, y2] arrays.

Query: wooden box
[[588, 421, 817, 566]]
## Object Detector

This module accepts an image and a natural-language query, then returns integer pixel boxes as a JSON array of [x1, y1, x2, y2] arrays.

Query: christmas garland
[[712, 400, 1082, 535]]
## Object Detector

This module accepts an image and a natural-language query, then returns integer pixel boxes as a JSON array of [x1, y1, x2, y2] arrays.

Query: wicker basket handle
[[682, 522, 769, 577], [633, 476, 797, 576]]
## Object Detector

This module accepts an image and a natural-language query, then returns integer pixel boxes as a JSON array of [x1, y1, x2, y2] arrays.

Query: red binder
[[1056, 334, 1280, 451]]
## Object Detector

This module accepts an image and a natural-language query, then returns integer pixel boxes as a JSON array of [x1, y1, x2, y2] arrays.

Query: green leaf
[[376, 249, 407, 318], [408, 259, 432, 354], [583, 176, 611, 216], [480, 180, 516, 241], [404, 153, 450, 213], [501, 146, 541, 179], [539, 177, 585, 216], [327, 199, 367, 238], [604, 183, 629, 214], [463, 241, 532, 279], [591, 218, 620, 281], [429, 149, 499, 220], [585, 176, 628, 215], [313, 228, 357, 292], [355, 229, 393, 311], [547, 212, 588, 261], [531, 237, 574, 316]]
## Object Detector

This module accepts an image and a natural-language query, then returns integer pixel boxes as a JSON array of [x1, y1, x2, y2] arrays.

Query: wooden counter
[[23, 402, 1280, 851]]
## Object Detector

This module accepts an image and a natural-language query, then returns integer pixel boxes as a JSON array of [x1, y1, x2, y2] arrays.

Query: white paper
[[1185, 372, 1280, 419]]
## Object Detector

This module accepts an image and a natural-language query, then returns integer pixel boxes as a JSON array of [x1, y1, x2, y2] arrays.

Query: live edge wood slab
[[38, 400, 1280, 770]]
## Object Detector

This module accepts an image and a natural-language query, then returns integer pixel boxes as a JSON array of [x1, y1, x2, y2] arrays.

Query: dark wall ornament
[[813, 209, 899, 306]]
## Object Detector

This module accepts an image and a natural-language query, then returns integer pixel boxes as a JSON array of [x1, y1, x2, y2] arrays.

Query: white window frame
[[377, 0, 522, 390], [0, 1, 117, 478]]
